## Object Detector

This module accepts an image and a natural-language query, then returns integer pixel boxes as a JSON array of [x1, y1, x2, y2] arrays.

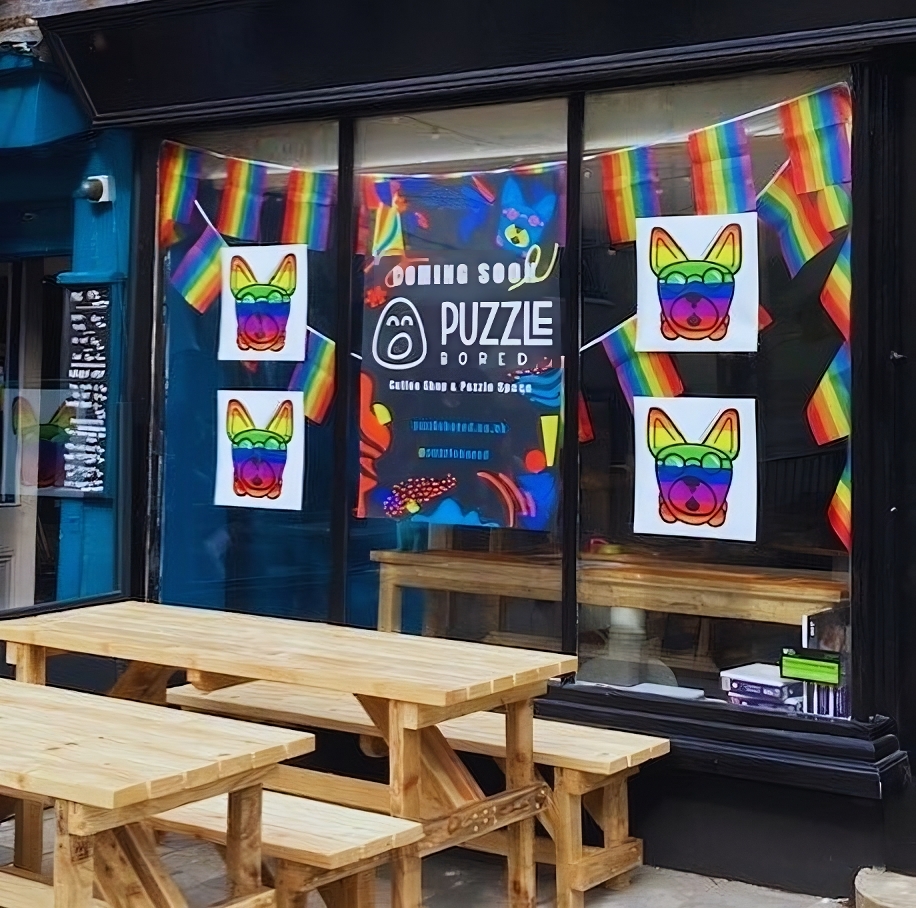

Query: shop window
[[348, 101, 567, 645], [579, 70, 852, 717], [155, 122, 339, 618]]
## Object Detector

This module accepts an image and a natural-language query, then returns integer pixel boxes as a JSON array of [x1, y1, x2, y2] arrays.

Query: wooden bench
[[151, 789, 424, 908], [169, 681, 670, 907]]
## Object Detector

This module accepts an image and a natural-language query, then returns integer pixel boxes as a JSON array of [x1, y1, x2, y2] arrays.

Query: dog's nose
[[685, 292, 701, 304]]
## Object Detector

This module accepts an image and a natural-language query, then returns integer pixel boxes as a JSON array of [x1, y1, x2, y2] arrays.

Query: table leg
[[54, 801, 94, 908], [377, 569, 403, 633], [506, 699, 536, 908], [388, 701, 422, 908], [226, 785, 262, 898], [15, 645, 47, 873]]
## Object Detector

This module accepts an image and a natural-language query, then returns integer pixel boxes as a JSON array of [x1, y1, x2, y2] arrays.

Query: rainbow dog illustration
[[226, 399, 293, 499], [230, 253, 296, 352], [647, 406, 739, 528], [650, 223, 742, 341]]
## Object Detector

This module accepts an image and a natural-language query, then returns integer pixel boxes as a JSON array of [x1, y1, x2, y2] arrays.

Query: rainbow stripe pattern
[[216, 157, 269, 241], [170, 223, 226, 313], [281, 169, 337, 251], [821, 234, 851, 341], [600, 147, 660, 245], [806, 341, 851, 445], [158, 142, 203, 247], [828, 450, 851, 552], [687, 120, 757, 214], [757, 163, 833, 276], [288, 331, 336, 424], [815, 183, 851, 232], [601, 316, 684, 412], [780, 86, 852, 193]]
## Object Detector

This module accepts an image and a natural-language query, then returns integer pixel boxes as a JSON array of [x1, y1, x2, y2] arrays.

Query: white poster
[[214, 390, 304, 511], [635, 212, 759, 353], [217, 244, 309, 361], [633, 396, 757, 542]]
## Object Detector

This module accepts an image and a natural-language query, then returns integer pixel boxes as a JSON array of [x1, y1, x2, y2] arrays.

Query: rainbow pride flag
[[806, 342, 851, 445], [601, 316, 683, 412], [215, 157, 269, 241], [757, 163, 833, 276], [687, 120, 756, 214], [158, 142, 203, 247], [828, 450, 851, 551], [780, 86, 852, 193], [281, 169, 337, 251], [289, 330, 336, 424], [170, 223, 226, 313], [600, 147, 660, 245], [821, 234, 851, 341], [814, 183, 851, 232]]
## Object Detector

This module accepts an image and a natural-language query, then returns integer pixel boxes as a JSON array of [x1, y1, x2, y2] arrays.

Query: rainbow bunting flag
[[600, 316, 684, 412], [821, 234, 851, 341], [780, 86, 852, 194], [281, 169, 337, 251], [215, 157, 269, 241], [806, 341, 851, 445], [828, 450, 851, 551], [170, 223, 226, 313], [600, 147, 660, 245], [687, 120, 757, 214], [289, 331, 336, 424], [757, 163, 834, 276], [814, 183, 851, 232], [158, 142, 203, 247]]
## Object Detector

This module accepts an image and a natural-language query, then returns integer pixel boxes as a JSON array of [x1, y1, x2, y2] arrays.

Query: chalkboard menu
[[64, 285, 110, 494]]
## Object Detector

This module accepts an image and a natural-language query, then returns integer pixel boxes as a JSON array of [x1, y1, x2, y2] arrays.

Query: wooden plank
[[0, 602, 577, 708], [107, 663, 176, 704], [265, 766, 390, 814], [53, 801, 95, 908], [0, 869, 108, 908], [553, 769, 583, 908], [0, 680, 313, 810], [227, 786, 263, 898], [505, 699, 536, 908]]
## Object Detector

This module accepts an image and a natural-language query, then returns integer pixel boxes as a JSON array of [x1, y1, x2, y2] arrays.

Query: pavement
[[0, 811, 848, 907]]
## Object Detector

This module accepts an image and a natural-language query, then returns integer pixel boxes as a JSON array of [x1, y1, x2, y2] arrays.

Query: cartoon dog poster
[[635, 213, 759, 353], [217, 244, 309, 361], [632, 396, 757, 541], [213, 390, 304, 510]]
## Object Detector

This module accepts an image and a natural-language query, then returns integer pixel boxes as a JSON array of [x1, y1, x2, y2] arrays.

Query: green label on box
[[780, 648, 841, 685]]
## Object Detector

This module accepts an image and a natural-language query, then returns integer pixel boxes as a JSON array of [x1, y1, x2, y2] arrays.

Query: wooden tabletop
[[0, 678, 314, 809], [0, 601, 577, 708]]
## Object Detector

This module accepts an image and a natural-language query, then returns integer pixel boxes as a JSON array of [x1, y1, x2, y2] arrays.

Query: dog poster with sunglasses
[[634, 213, 759, 352], [217, 244, 309, 361], [213, 390, 304, 510], [633, 396, 757, 541]]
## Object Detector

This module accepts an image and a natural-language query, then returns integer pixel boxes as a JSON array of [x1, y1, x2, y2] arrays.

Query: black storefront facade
[[16, 0, 916, 898]]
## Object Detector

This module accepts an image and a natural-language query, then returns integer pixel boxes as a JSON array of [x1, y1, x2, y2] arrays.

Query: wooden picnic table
[[0, 676, 313, 908], [0, 600, 577, 908], [370, 549, 849, 633]]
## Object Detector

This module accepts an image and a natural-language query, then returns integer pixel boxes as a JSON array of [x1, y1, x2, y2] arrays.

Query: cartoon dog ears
[[226, 399, 294, 443], [230, 254, 297, 297], [650, 224, 743, 277], [648, 407, 740, 460]]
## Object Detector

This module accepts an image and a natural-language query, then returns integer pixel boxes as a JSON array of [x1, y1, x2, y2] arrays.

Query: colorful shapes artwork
[[497, 176, 557, 255], [779, 86, 852, 194], [170, 223, 226, 313], [828, 451, 851, 552], [821, 234, 851, 342], [288, 330, 336, 425], [539, 414, 559, 468], [229, 253, 295, 353], [383, 475, 457, 518], [599, 146, 661, 245], [806, 342, 851, 445], [215, 157, 269, 241], [280, 169, 336, 252], [601, 316, 683, 412], [158, 142, 203, 247], [226, 398, 293, 500], [650, 222, 742, 342], [687, 120, 757, 215]]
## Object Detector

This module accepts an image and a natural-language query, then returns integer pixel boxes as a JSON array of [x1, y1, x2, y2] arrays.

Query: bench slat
[[167, 682, 670, 775], [151, 791, 423, 871]]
